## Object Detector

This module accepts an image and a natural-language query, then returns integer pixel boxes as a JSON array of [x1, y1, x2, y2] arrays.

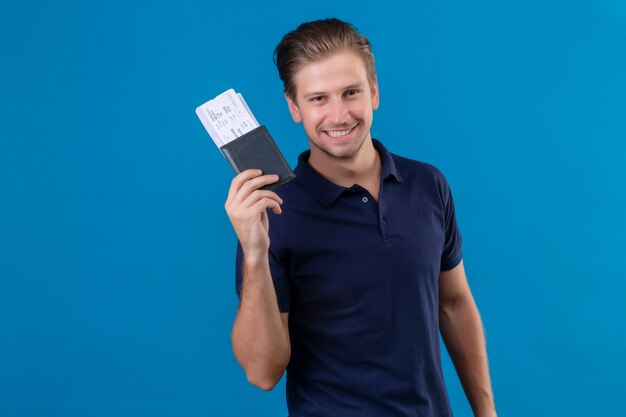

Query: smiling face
[[285, 51, 379, 162]]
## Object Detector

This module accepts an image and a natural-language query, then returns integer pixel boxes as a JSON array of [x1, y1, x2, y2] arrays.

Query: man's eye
[[345, 89, 359, 97], [310, 96, 324, 102]]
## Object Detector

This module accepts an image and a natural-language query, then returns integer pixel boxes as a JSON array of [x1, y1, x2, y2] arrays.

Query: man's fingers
[[252, 197, 282, 216], [227, 169, 263, 202], [241, 189, 283, 210], [230, 174, 281, 206]]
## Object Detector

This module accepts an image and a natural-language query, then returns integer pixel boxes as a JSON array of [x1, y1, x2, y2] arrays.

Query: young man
[[225, 18, 497, 417]]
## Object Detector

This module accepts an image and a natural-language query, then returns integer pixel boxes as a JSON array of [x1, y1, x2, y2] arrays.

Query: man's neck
[[308, 138, 382, 198]]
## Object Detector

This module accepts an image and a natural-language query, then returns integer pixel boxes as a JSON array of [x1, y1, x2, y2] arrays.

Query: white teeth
[[326, 126, 355, 137]]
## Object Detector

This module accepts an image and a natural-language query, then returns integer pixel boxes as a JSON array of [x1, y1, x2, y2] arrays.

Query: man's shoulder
[[389, 151, 448, 185]]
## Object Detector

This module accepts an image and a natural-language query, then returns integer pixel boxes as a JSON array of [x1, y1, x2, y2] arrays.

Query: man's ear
[[371, 81, 380, 111], [285, 92, 302, 123]]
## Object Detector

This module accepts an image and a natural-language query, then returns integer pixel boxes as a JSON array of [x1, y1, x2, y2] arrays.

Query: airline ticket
[[195, 89, 260, 148]]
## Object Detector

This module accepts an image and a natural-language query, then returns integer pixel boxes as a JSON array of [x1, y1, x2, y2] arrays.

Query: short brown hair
[[273, 18, 377, 100]]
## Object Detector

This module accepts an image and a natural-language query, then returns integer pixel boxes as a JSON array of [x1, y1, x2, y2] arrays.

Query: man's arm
[[231, 260, 290, 391], [225, 170, 291, 391], [439, 260, 497, 417]]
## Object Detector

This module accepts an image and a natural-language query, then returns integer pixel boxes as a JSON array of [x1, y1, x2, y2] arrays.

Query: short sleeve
[[439, 174, 463, 271], [235, 241, 292, 312]]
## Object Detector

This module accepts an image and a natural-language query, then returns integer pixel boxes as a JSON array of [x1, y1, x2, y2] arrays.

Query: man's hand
[[225, 169, 283, 262]]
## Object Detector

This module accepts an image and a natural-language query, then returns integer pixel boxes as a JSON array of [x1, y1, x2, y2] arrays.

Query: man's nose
[[328, 97, 348, 125]]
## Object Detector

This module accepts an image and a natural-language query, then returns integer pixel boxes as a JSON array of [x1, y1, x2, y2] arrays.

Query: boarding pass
[[195, 89, 260, 148]]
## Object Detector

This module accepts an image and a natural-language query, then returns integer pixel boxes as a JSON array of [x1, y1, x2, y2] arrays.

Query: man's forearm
[[231, 255, 290, 390], [439, 295, 496, 416]]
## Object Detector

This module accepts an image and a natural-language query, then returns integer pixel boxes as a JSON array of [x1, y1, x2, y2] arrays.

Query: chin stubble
[[311, 132, 367, 162]]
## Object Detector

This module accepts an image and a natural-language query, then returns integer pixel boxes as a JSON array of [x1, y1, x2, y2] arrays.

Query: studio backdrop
[[1, 1, 625, 416]]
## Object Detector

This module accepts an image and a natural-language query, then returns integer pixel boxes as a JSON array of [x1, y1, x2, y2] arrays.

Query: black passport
[[219, 125, 296, 190]]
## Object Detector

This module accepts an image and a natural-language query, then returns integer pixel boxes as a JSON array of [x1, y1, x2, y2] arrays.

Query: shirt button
[[361, 196, 369, 203], [381, 219, 387, 226]]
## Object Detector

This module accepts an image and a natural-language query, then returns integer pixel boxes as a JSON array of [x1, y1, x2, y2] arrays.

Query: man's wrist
[[243, 250, 269, 271]]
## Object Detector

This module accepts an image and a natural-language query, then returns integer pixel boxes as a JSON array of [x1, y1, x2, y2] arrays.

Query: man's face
[[285, 51, 379, 161]]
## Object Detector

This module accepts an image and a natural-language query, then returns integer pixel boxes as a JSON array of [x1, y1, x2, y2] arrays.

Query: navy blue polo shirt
[[235, 139, 463, 417]]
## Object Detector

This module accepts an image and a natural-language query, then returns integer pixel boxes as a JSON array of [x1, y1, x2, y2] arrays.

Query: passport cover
[[219, 125, 296, 190]]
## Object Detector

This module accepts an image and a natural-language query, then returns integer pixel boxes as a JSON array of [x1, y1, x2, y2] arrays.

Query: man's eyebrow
[[302, 84, 365, 99], [342, 84, 365, 91], [302, 91, 326, 99]]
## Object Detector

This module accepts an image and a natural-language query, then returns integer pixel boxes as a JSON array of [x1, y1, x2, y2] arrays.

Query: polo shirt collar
[[293, 139, 403, 207]]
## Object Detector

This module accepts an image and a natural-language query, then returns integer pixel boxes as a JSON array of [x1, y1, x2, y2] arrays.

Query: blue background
[[2, 1, 625, 416]]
